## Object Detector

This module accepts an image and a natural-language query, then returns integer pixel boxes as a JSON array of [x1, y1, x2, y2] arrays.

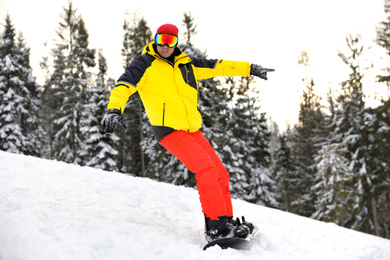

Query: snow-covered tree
[[334, 34, 381, 236], [119, 13, 152, 175], [44, 2, 95, 164], [375, 0, 390, 84], [371, 99, 390, 238], [80, 50, 119, 170], [182, 12, 197, 46], [274, 129, 299, 212], [220, 76, 274, 206], [197, 75, 230, 189], [288, 51, 327, 217], [312, 144, 354, 225], [0, 14, 42, 156]]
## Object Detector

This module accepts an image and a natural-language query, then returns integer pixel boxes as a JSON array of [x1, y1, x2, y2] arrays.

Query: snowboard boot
[[205, 215, 249, 242], [228, 216, 255, 234]]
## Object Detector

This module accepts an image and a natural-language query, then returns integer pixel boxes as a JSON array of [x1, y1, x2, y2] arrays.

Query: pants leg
[[160, 130, 231, 220], [190, 131, 233, 217]]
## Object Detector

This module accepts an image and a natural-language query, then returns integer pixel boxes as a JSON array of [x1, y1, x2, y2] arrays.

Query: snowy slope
[[1, 151, 389, 260]]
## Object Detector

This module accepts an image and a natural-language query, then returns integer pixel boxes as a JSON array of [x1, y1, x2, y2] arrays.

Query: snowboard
[[203, 226, 259, 250]]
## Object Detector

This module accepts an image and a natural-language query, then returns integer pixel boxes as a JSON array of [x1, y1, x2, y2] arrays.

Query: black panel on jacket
[[117, 54, 155, 87], [191, 58, 218, 69], [179, 63, 198, 90]]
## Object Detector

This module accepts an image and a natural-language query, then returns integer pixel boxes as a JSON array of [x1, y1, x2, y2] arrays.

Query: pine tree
[[0, 14, 42, 156], [273, 129, 298, 212], [45, 2, 95, 164], [119, 13, 152, 175], [40, 50, 57, 159], [374, 0, 390, 238], [312, 143, 354, 225], [371, 99, 390, 238], [335, 34, 381, 235], [288, 51, 327, 217], [221, 76, 274, 206], [182, 12, 197, 45], [375, 0, 390, 84], [81, 50, 119, 170], [16, 33, 43, 156]]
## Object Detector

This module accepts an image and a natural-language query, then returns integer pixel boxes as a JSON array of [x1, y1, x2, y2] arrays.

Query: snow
[[1, 150, 389, 260]]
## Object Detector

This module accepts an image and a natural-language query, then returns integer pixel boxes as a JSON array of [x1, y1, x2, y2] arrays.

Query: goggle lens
[[155, 33, 178, 48]]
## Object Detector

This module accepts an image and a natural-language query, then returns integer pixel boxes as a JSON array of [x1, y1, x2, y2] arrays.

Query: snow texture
[[1, 150, 389, 260]]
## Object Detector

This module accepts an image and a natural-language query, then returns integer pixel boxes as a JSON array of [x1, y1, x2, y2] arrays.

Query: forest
[[0, 1, 389, 239]]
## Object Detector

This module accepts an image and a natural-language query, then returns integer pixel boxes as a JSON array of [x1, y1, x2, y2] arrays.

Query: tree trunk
[[138, 100, 145, 177], [371, 197, 379, 236]]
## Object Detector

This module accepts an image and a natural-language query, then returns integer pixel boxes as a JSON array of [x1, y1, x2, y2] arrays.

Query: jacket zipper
[[162, 103, 166, 126], [185, 65, 189, 84]]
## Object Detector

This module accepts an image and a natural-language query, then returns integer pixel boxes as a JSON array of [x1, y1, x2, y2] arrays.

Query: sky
[[0, 0, 388, 129]]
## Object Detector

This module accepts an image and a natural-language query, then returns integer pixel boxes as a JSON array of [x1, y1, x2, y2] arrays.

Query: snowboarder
[[100, 24, 274, 242]]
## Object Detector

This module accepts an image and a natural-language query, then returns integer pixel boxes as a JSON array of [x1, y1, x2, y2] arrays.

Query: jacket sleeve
[[107, 85, 135, 113], [191, 58, 251, 80], [107, 55, 150, 113]]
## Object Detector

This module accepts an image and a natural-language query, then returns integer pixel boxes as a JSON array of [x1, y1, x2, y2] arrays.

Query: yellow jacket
[[108, 42, 251, 140]]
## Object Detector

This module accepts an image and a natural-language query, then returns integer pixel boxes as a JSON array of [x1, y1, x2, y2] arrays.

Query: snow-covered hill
[[1, 150, 389, 260]]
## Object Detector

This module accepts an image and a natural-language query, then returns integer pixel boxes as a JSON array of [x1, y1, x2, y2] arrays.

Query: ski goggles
[[155, 33, 178, 48]]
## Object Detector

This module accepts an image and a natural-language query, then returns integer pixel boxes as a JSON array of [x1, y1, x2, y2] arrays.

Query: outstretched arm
[[192, 58, 274, 80], [192, 59, 251, 79]]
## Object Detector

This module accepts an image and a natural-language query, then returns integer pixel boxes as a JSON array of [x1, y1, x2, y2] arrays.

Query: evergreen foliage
[[0, 14, 42, 156], [81, 50, 119, 170], [334, 34, 375, 233], [43, 1, 95, 164], [119, 13, 152, 175], [285, 51, 327, 217], [375, 0, 390, 84], [273, 129, 298, 212], [312, 143, 354, 225], [222, 77, 274, 205], [372, 99, 390, 238]]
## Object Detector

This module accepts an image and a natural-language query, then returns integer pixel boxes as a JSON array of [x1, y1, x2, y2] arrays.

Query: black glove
[[250, 64, 275, 80], [100, 109, 126, 134]]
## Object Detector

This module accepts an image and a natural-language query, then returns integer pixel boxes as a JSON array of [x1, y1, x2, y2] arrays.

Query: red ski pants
[[160, 130, 233, 220]]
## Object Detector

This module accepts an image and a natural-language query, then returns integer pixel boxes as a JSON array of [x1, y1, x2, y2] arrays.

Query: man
[[101, 24, 274, 242]]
